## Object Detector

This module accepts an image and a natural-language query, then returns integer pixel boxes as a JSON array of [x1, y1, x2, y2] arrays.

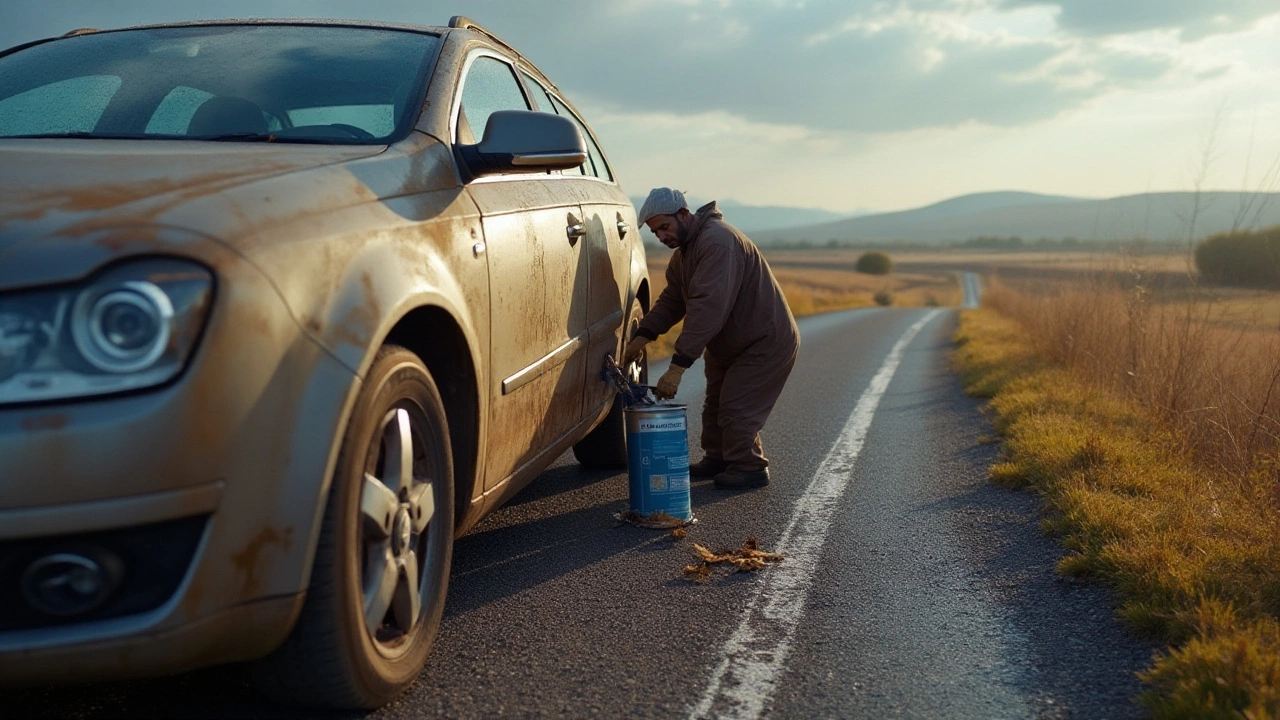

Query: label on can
[[633, 416, 687, 433], [625, 406, 692, 520]]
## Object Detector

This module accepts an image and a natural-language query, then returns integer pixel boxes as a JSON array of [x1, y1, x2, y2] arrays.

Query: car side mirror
[[458, 110, 587, 181]]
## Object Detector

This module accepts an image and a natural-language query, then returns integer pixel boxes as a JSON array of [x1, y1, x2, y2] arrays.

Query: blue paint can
[[624, 404, 692, 520]]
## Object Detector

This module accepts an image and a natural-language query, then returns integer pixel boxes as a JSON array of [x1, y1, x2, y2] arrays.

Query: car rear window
[[0, 25, 441, 144]]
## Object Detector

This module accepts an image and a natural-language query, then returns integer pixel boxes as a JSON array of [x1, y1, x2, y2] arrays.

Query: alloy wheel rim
[[359, 405, 436, 656]]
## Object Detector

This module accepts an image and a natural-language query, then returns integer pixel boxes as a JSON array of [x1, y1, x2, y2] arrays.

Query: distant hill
[[753, 191, 1280, 245], [630, 196, 853, 234]]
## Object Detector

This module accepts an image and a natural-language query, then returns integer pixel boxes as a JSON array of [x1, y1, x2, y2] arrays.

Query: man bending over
[[625, 188, 800, 490]]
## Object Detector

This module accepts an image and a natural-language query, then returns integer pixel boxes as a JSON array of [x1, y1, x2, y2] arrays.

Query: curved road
[[4, 280, 1154, 719]]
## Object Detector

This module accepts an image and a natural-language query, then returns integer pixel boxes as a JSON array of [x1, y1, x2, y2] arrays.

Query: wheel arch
[[383, 306, 481, 533], [636, 278, 650, 313]]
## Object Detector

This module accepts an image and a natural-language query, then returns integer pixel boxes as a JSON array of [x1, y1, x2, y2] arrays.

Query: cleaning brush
[[600, 355, 656, 407]]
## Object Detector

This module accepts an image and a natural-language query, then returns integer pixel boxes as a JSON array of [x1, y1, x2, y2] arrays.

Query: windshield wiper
[[194, 132, 281, 142], [194, 132, 344, 144]]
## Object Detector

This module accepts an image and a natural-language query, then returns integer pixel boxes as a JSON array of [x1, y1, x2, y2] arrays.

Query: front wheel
[[574, 299, 647, 469], [254, 346, 454, 709]]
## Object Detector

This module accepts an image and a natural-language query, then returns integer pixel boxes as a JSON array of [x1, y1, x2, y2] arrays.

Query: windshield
[[0, 24, 440, 144]]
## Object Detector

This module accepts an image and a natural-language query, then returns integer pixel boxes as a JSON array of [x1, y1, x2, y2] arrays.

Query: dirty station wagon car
[[0, 16, 650, 708]]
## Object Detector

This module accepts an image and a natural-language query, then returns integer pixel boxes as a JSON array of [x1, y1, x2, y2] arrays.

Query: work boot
[[688, 456, 728, 478], [712, 467, 770, 489]]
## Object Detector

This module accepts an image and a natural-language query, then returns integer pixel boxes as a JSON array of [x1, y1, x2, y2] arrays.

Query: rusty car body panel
[[0, 18, 647, 683]]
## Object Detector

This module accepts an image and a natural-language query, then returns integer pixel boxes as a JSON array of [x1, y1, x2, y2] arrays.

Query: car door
[[522, 74, 634, 421], [456, 52, 588, 490]]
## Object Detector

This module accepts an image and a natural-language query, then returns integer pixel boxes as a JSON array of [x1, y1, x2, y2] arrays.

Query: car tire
[[253, 346, 454, 709], [573, 299, 647, 469]]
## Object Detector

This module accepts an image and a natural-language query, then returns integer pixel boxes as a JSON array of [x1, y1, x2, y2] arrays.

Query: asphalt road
[[3, 294, 1155, 719]]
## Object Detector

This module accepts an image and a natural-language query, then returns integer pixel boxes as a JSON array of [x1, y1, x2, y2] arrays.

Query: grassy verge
[[954, 307, 1280, 718]]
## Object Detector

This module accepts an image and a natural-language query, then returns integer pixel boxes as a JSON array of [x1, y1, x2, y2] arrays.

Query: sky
[[3, 0, 1280, 214]]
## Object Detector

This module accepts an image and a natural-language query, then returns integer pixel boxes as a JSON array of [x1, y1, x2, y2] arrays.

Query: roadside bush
[[873, 289, 894, 306], [855, 251, 893, 275], [1194, 225, 1280, 287], [980, 274, 1280, 478]]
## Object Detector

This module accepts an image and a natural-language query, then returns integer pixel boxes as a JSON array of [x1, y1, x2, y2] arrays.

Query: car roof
[[10, 16, 559, 90], [58, 17, 451, 37], [0, 17, 445, 59]]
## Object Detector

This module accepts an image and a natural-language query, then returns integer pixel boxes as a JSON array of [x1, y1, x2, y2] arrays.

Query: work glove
[[623, 336, 649, 365], [655, 364, 686, 400]]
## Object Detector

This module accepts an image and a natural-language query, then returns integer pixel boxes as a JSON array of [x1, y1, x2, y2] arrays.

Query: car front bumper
[[0, 251, 359, 682]]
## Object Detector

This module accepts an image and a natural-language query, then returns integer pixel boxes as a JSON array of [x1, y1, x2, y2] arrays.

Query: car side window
[[0, 75, 121, 136], [522, 72, 584, 176], [520, 72, 555, 115], [547, 93, 613, 182], [457, 55, 529, 145]]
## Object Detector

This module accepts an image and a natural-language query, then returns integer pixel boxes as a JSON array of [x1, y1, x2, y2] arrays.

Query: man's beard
[[661, 215, 690, 249]]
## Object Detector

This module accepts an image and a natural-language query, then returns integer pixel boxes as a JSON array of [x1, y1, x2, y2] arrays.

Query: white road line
[[962, 272, 982, 309], [688, 309, 945, 720]]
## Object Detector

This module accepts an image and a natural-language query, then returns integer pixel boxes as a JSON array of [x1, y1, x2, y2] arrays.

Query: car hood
[[0, 139, 388, 288]]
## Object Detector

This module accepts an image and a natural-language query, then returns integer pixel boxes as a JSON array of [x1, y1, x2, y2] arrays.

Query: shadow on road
[[0, 456, 736, 719], [444, 458, 739, 617], [0, 662, 350, 720]]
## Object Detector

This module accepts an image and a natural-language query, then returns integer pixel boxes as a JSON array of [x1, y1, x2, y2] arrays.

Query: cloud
[[0, 0, 1255, 136], [462, 0, 1176, 133], [999, 0, 1280, 40]]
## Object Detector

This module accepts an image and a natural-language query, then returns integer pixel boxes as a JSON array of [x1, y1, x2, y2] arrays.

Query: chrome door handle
[[617, 221, 630, 238], [567, 224, 586, 240]]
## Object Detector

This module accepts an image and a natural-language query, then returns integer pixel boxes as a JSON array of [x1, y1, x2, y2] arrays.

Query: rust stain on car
[[231, 526, 295, 597], [359, 270, 380, 319], [327, 269, 382, 350], [4, 168, 282, 228]]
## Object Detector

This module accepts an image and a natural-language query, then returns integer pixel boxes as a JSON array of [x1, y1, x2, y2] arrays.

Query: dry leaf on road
[[685, 537, 783, 581], [683, 564, 711, 583]]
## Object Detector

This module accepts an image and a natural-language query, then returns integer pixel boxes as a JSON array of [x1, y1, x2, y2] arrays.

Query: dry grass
[[980, 267, 1280, 480], [766, 247, 1194, 280], [643, 252, 962, 360], [955, 282, 1280, 717]]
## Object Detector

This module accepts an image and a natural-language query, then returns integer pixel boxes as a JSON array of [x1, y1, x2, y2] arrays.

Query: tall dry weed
[[983, 267, 1280, 485]]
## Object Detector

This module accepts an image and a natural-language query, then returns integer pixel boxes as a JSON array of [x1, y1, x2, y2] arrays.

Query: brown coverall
[[636, 202, 800, 471]]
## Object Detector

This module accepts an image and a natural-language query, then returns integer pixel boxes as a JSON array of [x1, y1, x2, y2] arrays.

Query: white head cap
[[637, 187, 688, 226]]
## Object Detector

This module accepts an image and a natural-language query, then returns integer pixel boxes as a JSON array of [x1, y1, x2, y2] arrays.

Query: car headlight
[[72, 281, 174, 374], [0, 259, 213, 405], [0, 305, 47, 382]]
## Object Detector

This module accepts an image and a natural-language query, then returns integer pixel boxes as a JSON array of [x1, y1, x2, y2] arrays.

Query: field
[[641, 244, 1209, 359], [642, 248, 965, 359], [647, 255, 961, 310]]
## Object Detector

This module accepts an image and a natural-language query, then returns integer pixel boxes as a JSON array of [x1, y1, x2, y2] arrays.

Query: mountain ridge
[[629, 195, 853, 233], [751, 190, 1280, 245]]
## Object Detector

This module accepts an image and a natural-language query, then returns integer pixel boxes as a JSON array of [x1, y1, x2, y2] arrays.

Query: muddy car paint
[[0, 230, 343, 676], [0, 19, 647, 685]]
